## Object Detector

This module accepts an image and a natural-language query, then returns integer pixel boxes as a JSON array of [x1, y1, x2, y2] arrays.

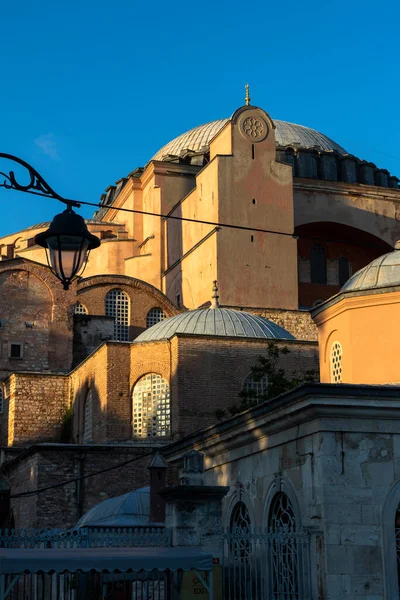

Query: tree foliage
[[215, 342, 318, 420]]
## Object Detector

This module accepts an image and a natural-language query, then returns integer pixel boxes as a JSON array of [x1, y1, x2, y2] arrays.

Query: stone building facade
[[162, 383, 400, 600]]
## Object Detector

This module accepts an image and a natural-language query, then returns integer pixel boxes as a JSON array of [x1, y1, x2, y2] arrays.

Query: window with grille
[[74, 302, 88, 315], [105, 289, 130, 341], [0, 387, 3, 414], [242, 373, 269, 399], [146, 308, 166, 328], [268, 492, 299, 599], [330, 341, 343, 383], [310, 244, 327, 284], [132, 374, 170, 438], [83, 390, 92, 443], [229, 502, 252, 599]]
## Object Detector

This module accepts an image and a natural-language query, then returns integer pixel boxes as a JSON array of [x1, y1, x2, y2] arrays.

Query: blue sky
[[1, 0, 399, 236]]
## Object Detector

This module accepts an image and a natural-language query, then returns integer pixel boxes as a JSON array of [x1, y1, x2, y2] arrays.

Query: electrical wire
[[9, 448, 157, 499]]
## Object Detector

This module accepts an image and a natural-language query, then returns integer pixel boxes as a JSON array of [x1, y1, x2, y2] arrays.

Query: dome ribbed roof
[[341, 244, 400, 292], [152, 118, 347, 161], [75, 487, 151, 528], [135, 308, 295, 342]]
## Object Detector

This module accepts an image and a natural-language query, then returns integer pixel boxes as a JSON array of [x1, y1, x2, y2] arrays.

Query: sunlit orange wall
[[314, 290, 400, 384]]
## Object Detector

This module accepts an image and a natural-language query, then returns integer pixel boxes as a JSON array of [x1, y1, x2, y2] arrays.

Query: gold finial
[[210, 280, 220, 309], [245, 83, 251, 106]]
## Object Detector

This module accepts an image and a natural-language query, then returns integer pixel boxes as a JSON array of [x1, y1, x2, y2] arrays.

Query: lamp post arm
[[0, 153, 80, 208]]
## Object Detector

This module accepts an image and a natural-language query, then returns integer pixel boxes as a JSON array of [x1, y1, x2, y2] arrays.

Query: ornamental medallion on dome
[[238, 111, 268, 143]]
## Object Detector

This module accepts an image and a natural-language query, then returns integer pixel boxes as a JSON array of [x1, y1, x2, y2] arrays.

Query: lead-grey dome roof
[[152, 118, 347, 160], [135, 308, 295, 342], [75, 487, 151, 528], [341, 243, 400, 292]]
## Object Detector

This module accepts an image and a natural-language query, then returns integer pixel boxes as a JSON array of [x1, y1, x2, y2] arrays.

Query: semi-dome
[[135, 307, 295, 342], [341, 242, 400, 292], [152, 118, 347, 161], [75, 487, 151, 528]]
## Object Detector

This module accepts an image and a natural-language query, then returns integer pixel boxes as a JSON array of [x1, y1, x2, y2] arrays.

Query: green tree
[[215, 342, 318, 420]]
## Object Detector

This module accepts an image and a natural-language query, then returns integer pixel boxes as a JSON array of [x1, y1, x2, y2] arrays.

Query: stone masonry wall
[[236, 307, 317, 341], [7, 373, 70, 446]]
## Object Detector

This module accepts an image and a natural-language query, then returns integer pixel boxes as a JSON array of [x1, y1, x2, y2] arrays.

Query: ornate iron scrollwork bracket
[[0, 153, 80, 208]]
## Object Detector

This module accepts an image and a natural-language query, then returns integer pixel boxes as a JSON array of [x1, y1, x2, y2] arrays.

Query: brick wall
[[7, 373, 70, 446], [77, 275, 179, 341], [73, 315, 114, 367], [3, 445, 179, 529], [172, 336, 319, 436], [0, 261, 74, 373]]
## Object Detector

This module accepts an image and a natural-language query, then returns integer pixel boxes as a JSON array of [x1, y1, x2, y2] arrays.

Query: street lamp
[[0, 153, 100, 289]]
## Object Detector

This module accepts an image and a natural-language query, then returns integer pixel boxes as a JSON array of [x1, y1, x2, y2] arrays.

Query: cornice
[[312, 287, 400, 324], [294, 179, 400, 202]]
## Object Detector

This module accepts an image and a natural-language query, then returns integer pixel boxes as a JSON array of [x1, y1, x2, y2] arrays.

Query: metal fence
[[0, 527, 169, 549], [221, 529, 310, 600]]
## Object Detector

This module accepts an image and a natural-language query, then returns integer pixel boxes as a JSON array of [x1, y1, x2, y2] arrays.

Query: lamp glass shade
[[46, 235, 89, 287]]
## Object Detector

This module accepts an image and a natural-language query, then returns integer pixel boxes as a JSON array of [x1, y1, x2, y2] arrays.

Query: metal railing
[[0, 526, 170, 549], [221, 529, 310, 600]]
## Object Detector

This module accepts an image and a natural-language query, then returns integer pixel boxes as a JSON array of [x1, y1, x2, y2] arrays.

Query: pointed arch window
[[74, 301, 88, 315], [83, 389, 93, 444], [146, 308, 166, 328], [268, 492, 299, 599], [105, 289, 130, 341], [132, 374, 170, 438], [310, 244, 327, 284]]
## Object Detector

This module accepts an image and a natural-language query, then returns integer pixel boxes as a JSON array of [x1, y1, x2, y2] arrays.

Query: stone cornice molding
[[162, 384, 400, 466], [312, 288, 400, 324]]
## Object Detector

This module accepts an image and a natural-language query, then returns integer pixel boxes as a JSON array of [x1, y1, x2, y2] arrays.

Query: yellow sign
[[180, 565, 222, 599]]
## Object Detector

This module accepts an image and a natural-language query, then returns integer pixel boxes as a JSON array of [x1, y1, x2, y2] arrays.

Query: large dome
[[135, 307, 295, 342], [152, 118, 347, 161], [341, 242, 400, 292]]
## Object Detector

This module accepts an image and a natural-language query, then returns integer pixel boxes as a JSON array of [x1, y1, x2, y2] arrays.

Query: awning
[[0, 546, 212, 574]]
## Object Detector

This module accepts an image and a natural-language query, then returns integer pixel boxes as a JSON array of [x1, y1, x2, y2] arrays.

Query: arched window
[[0, 386, 4, 414], [338, 256, 350, 286], [132, 374, 170, 438], [74, 301, 88, 315], [268, 492, 299, 598], [242, 373, 268, 399], [228, 501, 252, 599], [83, 389, 92, 444], [105, 289, 130, 341], [330, 341, 343, 383], [310, 244, 327, 284], [383, 482, 400, 596], [146, 308, 166, 328]]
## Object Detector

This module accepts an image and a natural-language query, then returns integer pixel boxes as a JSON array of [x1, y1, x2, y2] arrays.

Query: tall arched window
[[146, 308, 166, 328], [105, 289, 130, 341], [268, 492, 299, 599], [83, 389, 92, 444], [74, 301, 88, 315], [228, 501, 252, 599], [132, 374, 170, 438], [330, 341, 343, 383], [338, 256, 350, 286], [0, 386, 4, 414], [310, 244, 327, 284], [242, 373, 269, 399]]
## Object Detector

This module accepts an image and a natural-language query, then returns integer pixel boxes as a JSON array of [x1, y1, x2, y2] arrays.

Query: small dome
[[341, 243, 400, 292], [75, 487, 151, 528], [152, 118, 347, 161], [135, 308, 295, 342]]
